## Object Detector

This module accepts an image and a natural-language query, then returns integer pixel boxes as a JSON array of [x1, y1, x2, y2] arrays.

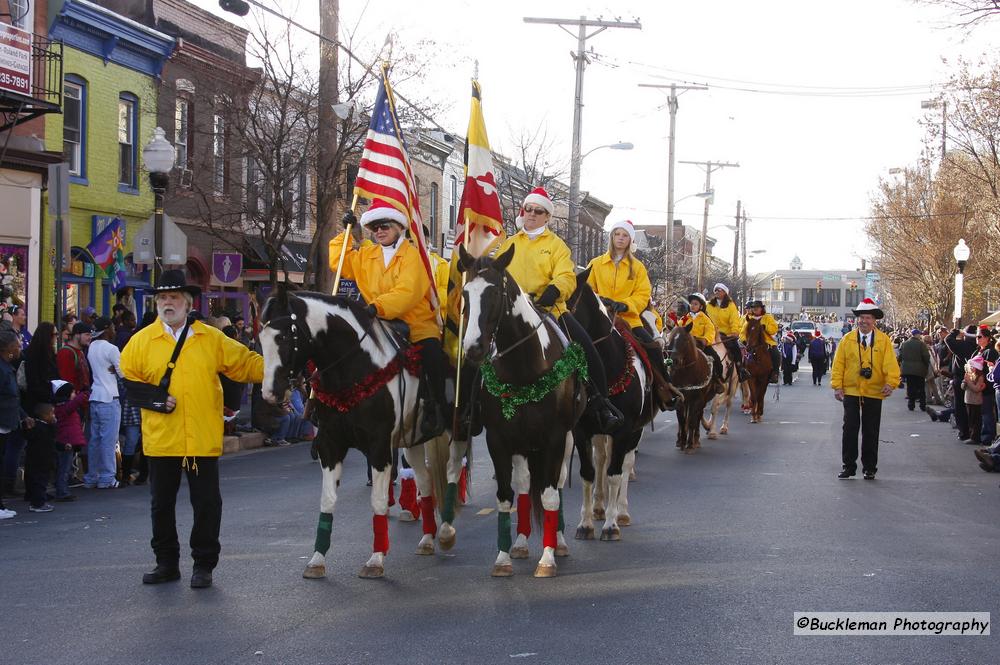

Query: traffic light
[[219, 0, 250, 17], [816, 279, 823, 291]]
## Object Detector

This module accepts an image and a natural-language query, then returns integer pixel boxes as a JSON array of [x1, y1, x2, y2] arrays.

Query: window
[[213, 114, 227, 195], [118, 95, 137, 189], [246, 158, 260, 215], [175, 98, 190, 171], [449, 175, 458, 226], [802, 288, 841, 307], [430, 182, 439, 232], [63, 79, 84, 177], [11, 0, 29, 29], [844, 288, 866, 308]]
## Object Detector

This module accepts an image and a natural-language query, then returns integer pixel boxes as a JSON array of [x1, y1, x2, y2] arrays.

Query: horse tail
[[527, 447, 546, 530], [425, 433, 451, 515]]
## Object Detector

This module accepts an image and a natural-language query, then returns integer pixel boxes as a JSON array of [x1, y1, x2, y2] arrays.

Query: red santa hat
[[608, 219, 636, 243], [359, 198, 408, 229], [851, 297, 884, 320], [515, 187, 554, 229]]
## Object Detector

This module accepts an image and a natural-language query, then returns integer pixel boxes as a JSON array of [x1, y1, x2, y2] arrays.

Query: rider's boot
[[419, 398, 447, 439], [587, 392, 624, 434], [769, 346, 781, 384]]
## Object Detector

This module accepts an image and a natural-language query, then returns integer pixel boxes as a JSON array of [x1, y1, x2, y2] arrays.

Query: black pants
[[842, 395, 883, 474], [630, 326, 654, 344], [903, 374, 926, 408], [952, 377, 969, 439], [561, 312, 609, 396], [148, 456, 222, 570], [811, 360, 827, 384], [24, 435, 53, 507], [968, 403, 982, 444], [782, 358, 796, 385], [417, 337, 447, 405]]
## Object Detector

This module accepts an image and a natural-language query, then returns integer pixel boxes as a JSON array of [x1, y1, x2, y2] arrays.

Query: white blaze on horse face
[[511, 291, 551, 353], [593, 291, 609, 319], [462, 276, 490, 354], [259, 326, 282, 403]]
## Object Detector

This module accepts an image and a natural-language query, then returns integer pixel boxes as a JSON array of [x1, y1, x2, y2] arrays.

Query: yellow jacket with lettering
[[679, 311, 717, 346], [740, 313, 779, 347], [498, 228, 576, 317], [831, 328, 901, 399], [120, 321, 264, 458], [328, 231, 438, 342], [706, 298, 741, 337], [585, 253, 652, 329]]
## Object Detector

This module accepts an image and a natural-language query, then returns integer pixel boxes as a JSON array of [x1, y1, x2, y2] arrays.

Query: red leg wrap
[[516, 494, 532, 537], [373, 513, 389, 554], [420, 495, 437, 537], [388, 482, 396, 508], [399, 478, 418, 517], [458, 466, 468, 503], [543, 509, 559, 550]]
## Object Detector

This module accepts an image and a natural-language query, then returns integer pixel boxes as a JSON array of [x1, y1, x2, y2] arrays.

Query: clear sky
[[195, 0, 994, 274]]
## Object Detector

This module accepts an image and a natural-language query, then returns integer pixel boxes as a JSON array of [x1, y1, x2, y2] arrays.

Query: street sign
[[212, 252, 242, 285], [133, 213, 187, 267]]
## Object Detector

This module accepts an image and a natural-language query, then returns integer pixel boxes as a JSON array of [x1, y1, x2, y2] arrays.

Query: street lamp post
[[569, 141, 632, 262], [953, 238, 970, 328], [142, 127, 176, 285]]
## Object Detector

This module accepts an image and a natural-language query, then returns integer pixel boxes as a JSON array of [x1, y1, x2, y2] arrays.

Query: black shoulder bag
[[123, 317, 192, 413]]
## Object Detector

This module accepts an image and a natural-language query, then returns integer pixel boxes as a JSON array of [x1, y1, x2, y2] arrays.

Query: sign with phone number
[[0, 24, 31, 97]]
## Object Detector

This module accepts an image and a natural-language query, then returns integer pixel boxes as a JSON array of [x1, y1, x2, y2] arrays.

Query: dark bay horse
[[458, 245, 586, 577], [260, 289, 448, 579], [743, 317, 773, 423], [565, 271, 663, 541], [665, 323, 715, 453]]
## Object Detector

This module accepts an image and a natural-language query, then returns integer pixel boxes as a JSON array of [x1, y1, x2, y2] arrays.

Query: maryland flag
[[444, 80, 505, 364]]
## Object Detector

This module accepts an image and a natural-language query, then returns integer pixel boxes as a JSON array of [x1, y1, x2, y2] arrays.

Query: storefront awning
[[245, 238, 312, 283]]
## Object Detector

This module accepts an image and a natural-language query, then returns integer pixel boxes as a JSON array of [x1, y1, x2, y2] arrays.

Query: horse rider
[[740, 299, 781, 384], [331, 199, 448, 438], [423, 224, 450, 320], [585, 219, 674, 408], [679, 292, 725, 394], [706, 283, 748, 381], [497, 186, 623, 433]]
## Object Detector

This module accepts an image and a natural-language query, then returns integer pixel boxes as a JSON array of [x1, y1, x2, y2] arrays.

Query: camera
[[860, 367, 873, 379]]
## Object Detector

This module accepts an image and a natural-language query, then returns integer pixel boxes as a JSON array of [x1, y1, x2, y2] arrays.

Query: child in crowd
[[964, 357, 987, 445], [53, 380, 87, 502], [23, 401, 57, 512]]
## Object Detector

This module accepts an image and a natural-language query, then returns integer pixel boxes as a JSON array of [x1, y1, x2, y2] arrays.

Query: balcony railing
[[0, 32, 63, 132]]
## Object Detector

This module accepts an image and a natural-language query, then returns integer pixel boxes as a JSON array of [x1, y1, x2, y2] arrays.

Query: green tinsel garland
[[480, 342, 589, 419]]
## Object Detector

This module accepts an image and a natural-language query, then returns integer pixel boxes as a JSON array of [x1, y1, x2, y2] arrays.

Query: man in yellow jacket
[[706, 283, 747, 381], [740, 300, 781, 384], [831, 298, 900, 480], [121, 270, 263, 589], [679, 293, 724, 393], [329, 199, 446, 438]]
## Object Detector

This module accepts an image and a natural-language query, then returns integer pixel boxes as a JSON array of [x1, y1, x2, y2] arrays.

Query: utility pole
[[314, 0, 339, 292], [679, 159, 739, 292], [638, 83, 707, 277], [524, 15, 641, 263], [740, 207, 748, 304], [732, 199, 740, 283]]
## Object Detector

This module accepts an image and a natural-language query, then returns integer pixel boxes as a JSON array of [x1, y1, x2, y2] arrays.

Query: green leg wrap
[[314, 512, 333, 554], [498, 511, 512, 553], [558, 489, 565, 532], [442, 482, 458, 524]]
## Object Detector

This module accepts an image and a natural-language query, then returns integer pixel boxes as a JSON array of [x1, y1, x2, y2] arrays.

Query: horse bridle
[[470, 268, 547, 361], [262, 308, 370, 385]]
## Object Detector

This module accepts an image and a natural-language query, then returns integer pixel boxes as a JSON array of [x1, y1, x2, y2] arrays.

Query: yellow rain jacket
[[585, 253, 652, 329], [120, 321, 264, 458], [430, 251, 450, 319], [679, 311, 717, 346], [706, 298, 741, 337], [831, 329, 901, 399], [329, 231, 438, 343], [740, 314, 779, 347], [498, 228, 576, 317]]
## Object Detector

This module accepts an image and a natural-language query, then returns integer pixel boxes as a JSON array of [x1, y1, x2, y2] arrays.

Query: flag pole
[[452, 215, 469, 432], [332, 192, 359, 295]]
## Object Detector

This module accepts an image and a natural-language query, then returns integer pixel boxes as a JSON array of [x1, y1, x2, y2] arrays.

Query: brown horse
[[743, 317, 773, 423], [664, 323, 715, 453]]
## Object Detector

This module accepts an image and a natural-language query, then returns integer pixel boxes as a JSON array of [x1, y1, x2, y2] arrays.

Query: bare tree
[[917, 0, 1000, 29]]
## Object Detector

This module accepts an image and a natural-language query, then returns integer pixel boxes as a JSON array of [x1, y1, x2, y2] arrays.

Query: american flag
[[353, 68, 438, 315]]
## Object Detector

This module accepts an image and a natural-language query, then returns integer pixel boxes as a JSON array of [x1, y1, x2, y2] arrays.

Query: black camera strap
[[158, 316, 193, 391], [856, 329, 874, 375]]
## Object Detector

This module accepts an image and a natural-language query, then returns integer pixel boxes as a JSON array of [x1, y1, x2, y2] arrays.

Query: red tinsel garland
[[608, 321, 657, 396], [609, 341, 636, 396], [309, 346, 422, 413]]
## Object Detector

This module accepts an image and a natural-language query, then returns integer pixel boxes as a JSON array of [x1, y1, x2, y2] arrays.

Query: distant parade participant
[[497, 187, 622, 433], [331, 199, 448, 438], [585, 219, 672, 405], [706, 283, 747, 380], [679, 292, 724, 393], [740, 300, 780, 384], [830, 298, 901, 480]]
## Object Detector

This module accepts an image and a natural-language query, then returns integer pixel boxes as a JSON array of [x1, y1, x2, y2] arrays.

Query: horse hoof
[[533, 563, 557, 578], [415, 542, 435, 556], [720, 426, 728, 435], [708, 432, 718, 440], [618, 514, 631, 527], [398, 510, 417, 523], [438, 524, 457, 551], [358, 564, 384, 579], [510, 545, 529, 559], [600, 527, 621, 541], [491, 563, 514, 577], [684, 449, 695, 455], [555, 543, 570, 557], [592, 507, 606, 520], [302, 564, 326, 579], [575, 526, 595, 540]]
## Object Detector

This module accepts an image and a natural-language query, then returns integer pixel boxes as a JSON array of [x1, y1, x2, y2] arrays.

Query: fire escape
[[0, 8, 62, 132]]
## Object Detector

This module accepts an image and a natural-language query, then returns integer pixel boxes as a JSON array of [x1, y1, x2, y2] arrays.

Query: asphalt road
[[2, 368, 997, 665]]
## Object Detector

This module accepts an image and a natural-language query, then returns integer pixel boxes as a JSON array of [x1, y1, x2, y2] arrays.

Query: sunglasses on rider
[[369, 222, 396, 232], [522, 206, 549, 216]]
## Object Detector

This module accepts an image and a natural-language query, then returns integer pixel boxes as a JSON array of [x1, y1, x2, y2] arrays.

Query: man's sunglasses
[[369, 222, 396, 232], [523, 206, 549, 216]]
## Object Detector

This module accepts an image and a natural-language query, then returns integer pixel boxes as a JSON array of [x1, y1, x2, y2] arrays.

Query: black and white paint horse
[[458, 245, 586, 578], [566, 272, 662, 542], [260, 289, 449, 579]]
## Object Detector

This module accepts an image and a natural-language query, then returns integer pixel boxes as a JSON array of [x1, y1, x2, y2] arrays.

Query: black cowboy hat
[[152, 269, 201, 296]]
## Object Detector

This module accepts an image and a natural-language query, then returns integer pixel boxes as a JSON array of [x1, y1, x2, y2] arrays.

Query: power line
[[618, 207, 971, 222]]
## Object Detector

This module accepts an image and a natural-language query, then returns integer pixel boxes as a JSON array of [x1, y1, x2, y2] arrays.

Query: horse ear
[[457, 244, 473, 272], [494, 244, 515, 272], [577, 266, 592, 285]]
